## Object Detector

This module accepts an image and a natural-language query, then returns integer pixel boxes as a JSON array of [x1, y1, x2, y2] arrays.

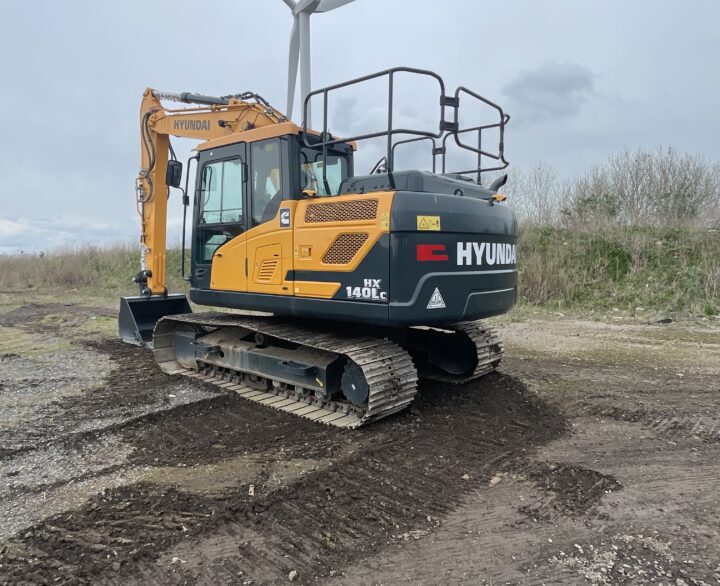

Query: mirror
[[166, 160, 183, 188]]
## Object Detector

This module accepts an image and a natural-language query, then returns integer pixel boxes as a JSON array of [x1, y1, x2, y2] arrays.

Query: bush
[[517, 225, 720, 314], [0, 244, 189, 296]]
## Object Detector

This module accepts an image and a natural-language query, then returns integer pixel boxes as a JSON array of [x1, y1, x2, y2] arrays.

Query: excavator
[[119, 67, 517, 427]]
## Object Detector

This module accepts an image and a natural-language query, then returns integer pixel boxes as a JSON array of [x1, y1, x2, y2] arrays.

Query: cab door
[[245, 138, 294, 296], [193, 143, 249, 292]]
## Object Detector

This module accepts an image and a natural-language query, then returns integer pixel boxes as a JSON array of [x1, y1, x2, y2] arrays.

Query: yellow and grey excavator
[[119, 67, 516, 427]]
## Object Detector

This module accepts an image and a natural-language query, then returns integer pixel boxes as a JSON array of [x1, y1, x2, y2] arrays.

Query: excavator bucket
[[118, 294, 192, 346]]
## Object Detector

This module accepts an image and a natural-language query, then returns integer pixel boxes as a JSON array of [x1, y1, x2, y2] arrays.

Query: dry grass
[[1, 227, 717, 317], [519, 225, 720, 315], [0, 244, 188, 296]]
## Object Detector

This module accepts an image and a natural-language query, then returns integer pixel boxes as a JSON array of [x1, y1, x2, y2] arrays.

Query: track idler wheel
[[341, 362, 370, 407]]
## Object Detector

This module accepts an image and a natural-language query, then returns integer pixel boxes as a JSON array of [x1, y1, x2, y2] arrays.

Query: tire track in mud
[[0, 373, 571, 585], [0, 304, 220, 457]]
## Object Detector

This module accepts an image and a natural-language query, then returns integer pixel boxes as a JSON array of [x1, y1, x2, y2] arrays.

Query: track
[[421, 321, 504, 384], [152, 313, 503, 427], [153, 313, 419, 428]]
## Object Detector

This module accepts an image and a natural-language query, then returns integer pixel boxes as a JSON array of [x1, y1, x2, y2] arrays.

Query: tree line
[[499, 147, 720, 227]]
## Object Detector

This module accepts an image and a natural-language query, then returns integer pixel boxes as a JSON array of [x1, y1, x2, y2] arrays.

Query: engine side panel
[[192, 188, 517, 327], [388, 190, 518, 324], [291, 192, 394, 300]]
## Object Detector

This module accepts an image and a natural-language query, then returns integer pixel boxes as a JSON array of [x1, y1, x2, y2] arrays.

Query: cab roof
[[195, 122, 356, 152]]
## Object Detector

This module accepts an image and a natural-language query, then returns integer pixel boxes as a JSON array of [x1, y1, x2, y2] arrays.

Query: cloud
[[0, 216, 136, 254], [502, 61, 596, 124], [0, 212, 190, 255], [331, 96, 358, 134]]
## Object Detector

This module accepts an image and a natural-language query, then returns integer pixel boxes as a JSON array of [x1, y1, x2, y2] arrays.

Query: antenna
[[282, 0, 356, 127]]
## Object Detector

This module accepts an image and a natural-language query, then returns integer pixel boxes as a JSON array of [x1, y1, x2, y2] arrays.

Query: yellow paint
[[294, 192, 395, 274], [208, 189, 395, 299], [196, 121, 303, 152], [417, 215, 441, 231], [246, 203, 295, 295], [293, 281, 341, 298], [209, 234, 247, 291]]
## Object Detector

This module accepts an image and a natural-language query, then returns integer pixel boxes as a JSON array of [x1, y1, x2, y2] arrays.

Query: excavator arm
[[135, 88, 287, 295]]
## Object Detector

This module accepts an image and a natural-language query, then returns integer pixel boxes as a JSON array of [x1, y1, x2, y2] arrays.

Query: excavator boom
[[136, 88, 287, 295], [120, 88, 289, 344]]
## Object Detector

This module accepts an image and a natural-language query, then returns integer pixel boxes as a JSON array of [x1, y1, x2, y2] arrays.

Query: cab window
[[197, 158, 244, 263], [200, 159, 244, 224], [300, 147, 349, 196], [251, 139, 282, 226]]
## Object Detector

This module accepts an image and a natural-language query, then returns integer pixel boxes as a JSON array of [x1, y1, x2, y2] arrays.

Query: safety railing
[[302, 67, 509, 186]]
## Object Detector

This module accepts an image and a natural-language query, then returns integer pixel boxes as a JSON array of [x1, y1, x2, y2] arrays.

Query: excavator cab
[[120, 123, 356, 346]]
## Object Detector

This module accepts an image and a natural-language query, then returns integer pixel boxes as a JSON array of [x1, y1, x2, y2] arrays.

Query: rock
[[489, 475, 502, 486], [461, 473, 470, 480], [288, 569, 298, 582]]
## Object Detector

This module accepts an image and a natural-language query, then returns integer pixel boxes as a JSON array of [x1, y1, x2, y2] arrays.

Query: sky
[[1, 0, 719, 253]]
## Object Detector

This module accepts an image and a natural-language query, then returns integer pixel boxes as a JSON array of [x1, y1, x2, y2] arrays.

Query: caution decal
[[416, 215, 441, 231]]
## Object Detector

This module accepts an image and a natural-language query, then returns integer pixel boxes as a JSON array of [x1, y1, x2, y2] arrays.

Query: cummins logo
[[457, 242, 517, 266]]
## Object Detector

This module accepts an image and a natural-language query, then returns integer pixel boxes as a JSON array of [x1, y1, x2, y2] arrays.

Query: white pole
[[299, 11, 312, 128]]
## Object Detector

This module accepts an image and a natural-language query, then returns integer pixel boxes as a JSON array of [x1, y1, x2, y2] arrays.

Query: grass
[[0, 226, 718, 318], [0, 244, 189, 298], [518, 225, 720, 316]]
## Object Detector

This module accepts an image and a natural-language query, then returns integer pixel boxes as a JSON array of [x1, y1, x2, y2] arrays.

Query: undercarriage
[[153, 313, 503, 427]]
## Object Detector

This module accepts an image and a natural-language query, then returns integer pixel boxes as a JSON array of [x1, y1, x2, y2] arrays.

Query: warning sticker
[[417, 215, 441, 231], [427, 287, 446, 309]]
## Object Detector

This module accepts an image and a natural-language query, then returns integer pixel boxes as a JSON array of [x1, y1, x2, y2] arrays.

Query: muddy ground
[[0, 298, 718, 585]]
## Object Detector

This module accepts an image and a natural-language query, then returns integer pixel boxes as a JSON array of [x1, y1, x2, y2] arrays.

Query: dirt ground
[[0, 296, 718, 585]]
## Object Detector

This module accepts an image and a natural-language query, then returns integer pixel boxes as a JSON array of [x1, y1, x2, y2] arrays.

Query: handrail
[[301, 67, 509, 185]]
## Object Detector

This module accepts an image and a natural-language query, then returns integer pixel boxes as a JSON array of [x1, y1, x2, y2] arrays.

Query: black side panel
[[190, 289, 390, 325], [388, 190, 518, 325], [390, 190, 517, 234]]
